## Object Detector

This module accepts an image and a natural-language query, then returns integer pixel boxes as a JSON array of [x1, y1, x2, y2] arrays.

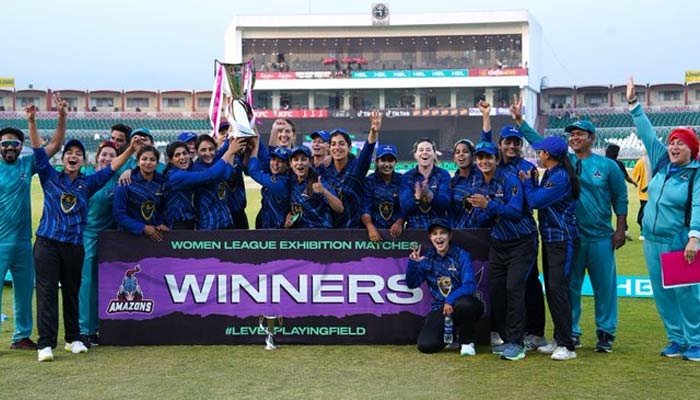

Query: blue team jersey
[[191, 160, 234, 230], [522, 165, 579, 242], [406, 244, 477, 311], [496, 157, 538, 235], [0, 153, 36, 243], [84, 173, 118, 239], [361, 171, 403, 229], [471, 171, 531, 241], [163, 159, 233, 228], [449, 172, 494, 229], [288, 176, 337, 229], [226, 154, 247, 215], [323, 141, 376, 228], [248, 157, 290, 229], [34, 147, 114, 244], [113, 168, 166, 235], [399, 166, 451, 229]]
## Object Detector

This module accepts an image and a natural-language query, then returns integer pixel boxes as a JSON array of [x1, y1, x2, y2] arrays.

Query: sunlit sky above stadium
[[2, 0, 696, 90]]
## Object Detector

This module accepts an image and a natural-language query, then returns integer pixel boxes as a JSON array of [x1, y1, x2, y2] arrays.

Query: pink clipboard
[[660, 250, 700, 288]]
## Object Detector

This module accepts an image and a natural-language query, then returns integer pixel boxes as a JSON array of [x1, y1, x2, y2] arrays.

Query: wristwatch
[[627, 97, 638, 105]]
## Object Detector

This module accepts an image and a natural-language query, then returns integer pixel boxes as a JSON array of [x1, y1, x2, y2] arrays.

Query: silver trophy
[[258, 315, 283, 350]]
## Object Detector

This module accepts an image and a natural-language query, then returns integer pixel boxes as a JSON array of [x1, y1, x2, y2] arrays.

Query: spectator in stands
[[163, 139, 239, 229], [361, 144, 404, 241], [110, 124, 132, 155], [284, 146, 343, 228], [113, 145, 168, 241], [400, 138, 451, 229], [309, 130, 331, 172], [0, 98, 66, 352], [627, 76, 700, 361], [79, 140, 120, 347], [631, 150, 650, 240], [248, 138, 291, 229], [513, 95, 628, 353], [518, 136, 580, 361], [177, 131, 198, 160], [324, 112, 380, 228], [406, 219, 484, 356], [31, 115, 137, 362]]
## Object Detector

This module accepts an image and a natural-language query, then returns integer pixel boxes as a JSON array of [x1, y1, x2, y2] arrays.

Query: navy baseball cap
[[270, 146, 291, 162], [565, 120, 596, 135], [428, 218, 452, 233], [62, 138, 86, 158], [376, 144, 398, 159], [532, 136, 569, 158], [474, 141, 498, 155], [310, 130, 330, 142], [500, 125, 523, 139], [131, 127, 154, 143], [290, 145, 312, 159], [177, 132, 197, 143], [329, 128, 352, 145]]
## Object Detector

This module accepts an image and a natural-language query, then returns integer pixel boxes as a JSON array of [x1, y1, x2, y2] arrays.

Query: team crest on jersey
[[495, 188, 504, 198], [680, 171, 691, 180], [106, 264, 154, 315], [217, 182, 227, 200], [461, 196, 473, 212], [379, 201, 394, 220], [437, 276, 453, 297], [60, 193, 78, 213], [544, 180, 555, 188], [511, 185, 518, 196], [141, 200, 156, 221], [593, 169, 602, 179], [418, 202, 432, 214]]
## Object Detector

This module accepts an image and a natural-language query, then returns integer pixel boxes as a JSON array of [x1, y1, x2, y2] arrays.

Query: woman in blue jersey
[[284, 146, 344, 229], [400, 138, 451, 229], [163, 138, 240, 229], [469, 139, 534, 361], [79, 141, 119, 347], [360, 144, 404, 241], [248, 137, 291, 229], [191, 135, 235, 230], [627, 77, 700, 361], [30, 124, 138, 362], [518, 136, 580, 361], [113, 146, 168, 241], [324, 111, 381, 228], [406, 219, 484, 356]]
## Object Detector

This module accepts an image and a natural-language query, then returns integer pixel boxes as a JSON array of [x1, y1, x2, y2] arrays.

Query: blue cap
[[290, 145, 312, 159], [329, 128, 351, 145], [531, 136, 569, 158], [565, 120, 596, 135], [63, 138, 86, 158], [131, 127, 154, 143], [428, 218, 452, 233], [474, 141, 498, 155], [310, 130, 330, 142], [270, 146, 291, 162], [376, 144, 398, 159], [177, 132, 197, 143], [500, 125, 523, 139]]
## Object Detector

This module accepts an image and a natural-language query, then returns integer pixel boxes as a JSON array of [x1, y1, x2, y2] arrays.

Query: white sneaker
[[38, 346, 54, 362], [64, 341, 88, 354], [460, 343, 476, 356], [538, 340, 558, 354], [639, 235, 645, 241], [490, 331, 504, 346], [524, 334, 548, 352], [551, 346, 577, 361]]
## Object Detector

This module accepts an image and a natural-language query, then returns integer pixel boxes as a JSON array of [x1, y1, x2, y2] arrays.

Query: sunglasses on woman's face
[[0, 139, 22, 148]]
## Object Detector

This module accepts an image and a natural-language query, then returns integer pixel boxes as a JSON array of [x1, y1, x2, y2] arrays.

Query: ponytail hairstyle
[[559, 154, 580, 200]]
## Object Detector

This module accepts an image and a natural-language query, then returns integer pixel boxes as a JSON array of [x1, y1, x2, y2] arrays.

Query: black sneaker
[[595, 330, 614, 353], [572, 335, 582, 349], [10, 337, 38, 350], [87, 334, 99, 347]]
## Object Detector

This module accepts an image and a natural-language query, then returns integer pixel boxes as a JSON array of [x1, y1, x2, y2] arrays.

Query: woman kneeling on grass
[[406, 219, 484, 356]]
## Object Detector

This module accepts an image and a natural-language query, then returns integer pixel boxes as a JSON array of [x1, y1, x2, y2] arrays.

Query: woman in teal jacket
[[627, 77, 700, 361]]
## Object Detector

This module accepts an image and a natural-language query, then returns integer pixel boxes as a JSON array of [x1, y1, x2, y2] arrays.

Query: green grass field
[[1, 179, 696, 400]]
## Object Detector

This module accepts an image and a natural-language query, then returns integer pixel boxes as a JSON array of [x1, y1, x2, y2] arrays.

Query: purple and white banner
[[98, 229, 491, 345]]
